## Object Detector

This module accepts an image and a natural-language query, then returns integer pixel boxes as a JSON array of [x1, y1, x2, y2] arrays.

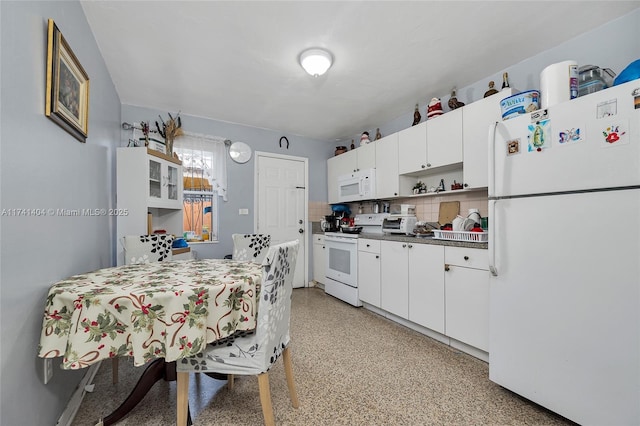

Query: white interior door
[[255, 152, 308, 288]]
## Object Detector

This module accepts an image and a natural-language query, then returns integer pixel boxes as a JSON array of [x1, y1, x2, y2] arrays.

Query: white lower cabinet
[[444, 247, 490, 352], [381, 241, 444, 324], [408, 244, 445, 334], [313, 234, 326, 285], [380, 241, 409, 318], [358, 239, 381, 307], [373, 241, 489, 357]]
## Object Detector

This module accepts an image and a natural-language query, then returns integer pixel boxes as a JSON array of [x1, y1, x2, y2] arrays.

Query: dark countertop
[[314, 229, 487, 249]]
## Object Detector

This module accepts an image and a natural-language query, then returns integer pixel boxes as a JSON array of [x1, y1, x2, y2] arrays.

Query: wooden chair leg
[[176, 372, 190, 426], [257, 373, 275, 426], [227, 374, 235, 390], [282, 347, 299, 408], [112, 358, 119, 384]]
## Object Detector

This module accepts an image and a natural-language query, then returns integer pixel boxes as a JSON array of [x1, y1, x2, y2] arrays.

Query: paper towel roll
[[540, 60, 579, 108]]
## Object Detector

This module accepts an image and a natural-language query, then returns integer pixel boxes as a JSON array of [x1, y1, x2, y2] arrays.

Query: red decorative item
[[426, 97, 444, 120]]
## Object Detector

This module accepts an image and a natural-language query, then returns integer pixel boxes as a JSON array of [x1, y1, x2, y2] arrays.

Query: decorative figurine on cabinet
[[448, 88, 465, 110], [412, 104, 421, 126], [360, 131, 371, 146], [484, 81, 499, 98], [350, 139, 355, 150], [375, 128, 382, 140], [426, 98, 444, 120]]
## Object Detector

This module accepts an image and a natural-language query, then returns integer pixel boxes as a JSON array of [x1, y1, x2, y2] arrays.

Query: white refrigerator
[[488, 80, 640, 425]]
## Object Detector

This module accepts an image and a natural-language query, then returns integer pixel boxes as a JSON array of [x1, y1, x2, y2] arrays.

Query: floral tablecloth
[[38, 259, 261, 369]]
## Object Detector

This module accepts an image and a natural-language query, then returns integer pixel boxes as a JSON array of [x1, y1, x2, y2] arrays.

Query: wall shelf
[[405, 187, 487, 199]]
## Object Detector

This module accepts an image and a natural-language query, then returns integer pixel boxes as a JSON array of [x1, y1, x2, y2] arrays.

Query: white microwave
[[338, 168, 376, 202]]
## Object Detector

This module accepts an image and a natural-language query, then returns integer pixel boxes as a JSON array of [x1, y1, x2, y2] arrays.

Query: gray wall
[[122, 104, 335, 259], [346, 8, 640, 144], [0, 2, 121, 425]]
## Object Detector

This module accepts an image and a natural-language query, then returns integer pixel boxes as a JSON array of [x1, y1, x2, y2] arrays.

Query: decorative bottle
[[501, 72, 510, 89]]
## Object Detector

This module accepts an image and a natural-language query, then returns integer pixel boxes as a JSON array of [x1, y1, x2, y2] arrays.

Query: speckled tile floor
[[72, 287, 574, 426]]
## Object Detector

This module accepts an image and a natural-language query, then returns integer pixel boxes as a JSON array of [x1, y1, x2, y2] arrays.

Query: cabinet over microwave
[[338, 168, 376, 202]]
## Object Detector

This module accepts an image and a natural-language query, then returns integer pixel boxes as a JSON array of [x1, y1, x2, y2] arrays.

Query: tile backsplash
[[310, 189, 488, 223]]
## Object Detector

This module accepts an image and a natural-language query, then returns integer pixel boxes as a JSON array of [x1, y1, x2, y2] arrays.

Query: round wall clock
[[229, 141, 252, 163]]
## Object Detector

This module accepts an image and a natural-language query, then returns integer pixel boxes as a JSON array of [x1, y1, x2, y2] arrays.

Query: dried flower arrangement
[[155, 112, 183, 155]]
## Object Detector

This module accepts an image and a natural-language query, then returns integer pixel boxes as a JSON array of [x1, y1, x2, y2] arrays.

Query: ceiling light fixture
[[299, 48, 333, 77]]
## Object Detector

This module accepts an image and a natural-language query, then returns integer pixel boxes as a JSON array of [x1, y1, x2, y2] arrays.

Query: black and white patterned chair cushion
[[232, 234, 271, 263], [178, 240, 299, 375], [123, 234, 174, 265]]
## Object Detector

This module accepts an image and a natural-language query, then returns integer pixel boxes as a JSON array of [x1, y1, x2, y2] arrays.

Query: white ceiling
[[80, 1, 640, 141]]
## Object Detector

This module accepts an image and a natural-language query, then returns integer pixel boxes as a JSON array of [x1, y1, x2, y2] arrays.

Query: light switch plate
[[239, 208, 249, 215]]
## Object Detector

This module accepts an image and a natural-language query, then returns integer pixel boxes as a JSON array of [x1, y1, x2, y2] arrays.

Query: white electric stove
[[324, 213, 389, 306]]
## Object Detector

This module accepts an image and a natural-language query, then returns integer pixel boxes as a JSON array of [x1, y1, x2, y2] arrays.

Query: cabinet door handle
[[421, 164, 426, 169], [464, 256, 469, 261], [366, 244, 370, 247], [402, 244, 407, 248], [375, 255, 379, 259], [444, 264, 450, 272], [426, 163, 431, 167], [408, 244, 413, 248]]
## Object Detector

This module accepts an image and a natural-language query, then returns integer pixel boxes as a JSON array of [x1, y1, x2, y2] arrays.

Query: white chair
[[122, 234, 174, 265], [176, 241, 300, 426], [232, 233, 271, 263]]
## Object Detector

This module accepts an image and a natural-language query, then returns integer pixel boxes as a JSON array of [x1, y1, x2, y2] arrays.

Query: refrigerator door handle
[[488, 121, 499, 199], [489, 199, 498, 276]]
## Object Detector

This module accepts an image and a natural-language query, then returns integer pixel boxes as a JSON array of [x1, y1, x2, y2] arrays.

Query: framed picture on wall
[[45, 19, 90, 143]]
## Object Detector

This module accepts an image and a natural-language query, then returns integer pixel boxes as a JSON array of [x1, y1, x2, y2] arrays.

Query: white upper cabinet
[[327, 90, 511, 201], [374, 133, 399, 198], [427, 108, 463, 169], [398, 109, 463, 175], [462, 88, 513, 189], [398, 121, 427, 174], [357, 142, 376, 171]]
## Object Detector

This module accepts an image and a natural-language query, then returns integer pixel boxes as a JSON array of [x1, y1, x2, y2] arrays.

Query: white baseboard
[[56, 361, 102, 426], [361, 303, 489, 362]]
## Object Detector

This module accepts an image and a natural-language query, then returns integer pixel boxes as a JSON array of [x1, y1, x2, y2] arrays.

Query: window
[[173, 134, 228, 242]]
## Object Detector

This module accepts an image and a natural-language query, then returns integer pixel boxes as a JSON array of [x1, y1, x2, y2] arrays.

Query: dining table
[[38, 258, 263, 425]]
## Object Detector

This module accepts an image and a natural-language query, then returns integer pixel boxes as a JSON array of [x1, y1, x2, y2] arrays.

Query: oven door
[[324, 234, 358, 287]]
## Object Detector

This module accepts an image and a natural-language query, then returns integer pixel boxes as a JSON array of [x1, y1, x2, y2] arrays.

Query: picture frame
[[45, 19, 89, 142]]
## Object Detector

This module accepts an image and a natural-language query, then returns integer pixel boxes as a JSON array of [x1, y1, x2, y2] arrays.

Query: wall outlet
[[44, 358, 53, 384]]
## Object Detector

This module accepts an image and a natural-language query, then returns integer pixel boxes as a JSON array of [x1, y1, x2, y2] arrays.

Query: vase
[[165, 136, 174, 156]]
